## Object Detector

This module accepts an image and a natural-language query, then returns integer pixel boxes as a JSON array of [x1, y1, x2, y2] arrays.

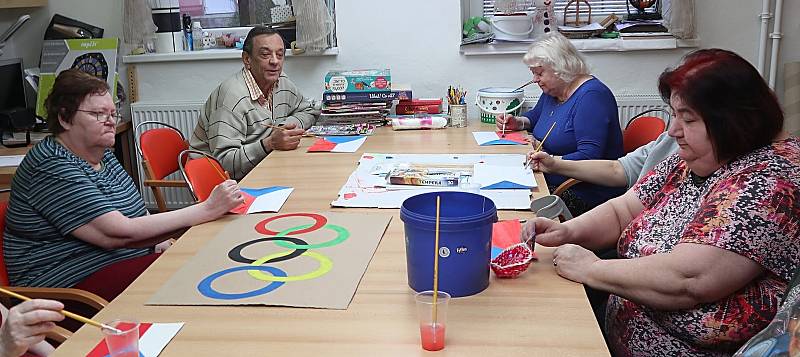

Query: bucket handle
[[475, 93, 524, 115], [490, 17, 534, 37]]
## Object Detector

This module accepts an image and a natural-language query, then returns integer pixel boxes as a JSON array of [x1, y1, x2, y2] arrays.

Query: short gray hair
[[523, 32, 589, 83]]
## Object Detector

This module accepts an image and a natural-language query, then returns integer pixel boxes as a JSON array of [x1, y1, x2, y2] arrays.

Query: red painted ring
[[255, 213, 328, 235]]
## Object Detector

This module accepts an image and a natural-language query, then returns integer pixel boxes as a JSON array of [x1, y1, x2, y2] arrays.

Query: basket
[[476, 87, 525, 124], [489, 14, 534, 41]]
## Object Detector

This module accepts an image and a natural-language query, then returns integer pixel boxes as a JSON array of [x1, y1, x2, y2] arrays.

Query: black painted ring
[[228, 237, 308, 264]]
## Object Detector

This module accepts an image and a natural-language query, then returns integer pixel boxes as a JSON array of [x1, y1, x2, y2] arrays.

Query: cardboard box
[[36, 38, 118, 118], [322, 84, 412, 103], [324, 69, 391, 93], [395, 98, 442, 115]]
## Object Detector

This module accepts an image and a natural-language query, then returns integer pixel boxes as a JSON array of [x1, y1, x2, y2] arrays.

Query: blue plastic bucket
[[401, 191, 497, 297]]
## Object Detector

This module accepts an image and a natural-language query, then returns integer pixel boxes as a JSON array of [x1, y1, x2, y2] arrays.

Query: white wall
[[0, 2, 123, 66], [2, 0, 799, 130]]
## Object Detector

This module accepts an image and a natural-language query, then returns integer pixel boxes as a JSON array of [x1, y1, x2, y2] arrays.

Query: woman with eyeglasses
[[495, 32, 625, 216], [3, 69, 245, 302]]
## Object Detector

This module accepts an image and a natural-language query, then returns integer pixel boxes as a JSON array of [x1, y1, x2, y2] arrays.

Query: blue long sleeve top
[[523, 77, 625, 207]]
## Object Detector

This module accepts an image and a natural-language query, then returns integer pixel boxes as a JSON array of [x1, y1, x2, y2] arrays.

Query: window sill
[[123, 47, 339, 64], [460, 37, 699, 55]]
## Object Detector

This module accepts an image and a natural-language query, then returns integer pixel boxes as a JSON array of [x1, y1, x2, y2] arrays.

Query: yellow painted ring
[[248, 251, 333, 282]]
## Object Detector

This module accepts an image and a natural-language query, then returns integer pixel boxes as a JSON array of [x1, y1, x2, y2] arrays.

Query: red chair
[[622, 109, 669, 154], [178, 150, 228, 202], [135, 121, 190, 212], [0, 189, 109, 344], [552, 108, 669, 196]]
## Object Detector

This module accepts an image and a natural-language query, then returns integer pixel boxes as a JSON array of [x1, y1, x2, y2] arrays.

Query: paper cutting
[[308, 136, 367, 153], [472, 131, 529, 146], [229, 186, 294, 214]]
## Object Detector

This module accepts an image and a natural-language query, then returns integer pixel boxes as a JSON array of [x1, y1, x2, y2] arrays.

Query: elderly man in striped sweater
[[190, 26, 318, 180]]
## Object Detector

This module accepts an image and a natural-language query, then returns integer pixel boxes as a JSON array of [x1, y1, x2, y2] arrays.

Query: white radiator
[[524, 93, 669, 128], [130, 101, 204, 210]]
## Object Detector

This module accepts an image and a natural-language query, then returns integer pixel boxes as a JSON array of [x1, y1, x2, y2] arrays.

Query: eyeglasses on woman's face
[[76, 109, 122, 124]]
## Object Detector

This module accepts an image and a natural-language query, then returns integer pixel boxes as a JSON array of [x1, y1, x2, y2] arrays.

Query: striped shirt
[[189, 68, 318, 180], [3, 136, 149, 288]]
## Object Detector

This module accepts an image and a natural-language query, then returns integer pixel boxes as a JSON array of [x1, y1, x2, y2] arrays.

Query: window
[[178, 0, 337, 48], [481, 0, 659, 22]]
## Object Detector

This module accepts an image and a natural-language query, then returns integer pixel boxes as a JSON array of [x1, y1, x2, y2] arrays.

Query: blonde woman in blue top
[[497, 32, 624, 215]]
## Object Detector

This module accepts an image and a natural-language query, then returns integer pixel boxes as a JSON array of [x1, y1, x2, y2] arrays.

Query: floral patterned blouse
[[606, 137, 800, 356]]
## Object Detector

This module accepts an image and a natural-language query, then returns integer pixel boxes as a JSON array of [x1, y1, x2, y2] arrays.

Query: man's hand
[[263, 122, 305, 151]]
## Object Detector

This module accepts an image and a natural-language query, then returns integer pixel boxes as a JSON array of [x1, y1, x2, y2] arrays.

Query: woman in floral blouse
[[523, 48, 800, 356]]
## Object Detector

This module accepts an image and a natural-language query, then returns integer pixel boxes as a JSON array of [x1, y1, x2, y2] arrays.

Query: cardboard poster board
[[148, 212, 391, 310], [36, 38, 118, 118]]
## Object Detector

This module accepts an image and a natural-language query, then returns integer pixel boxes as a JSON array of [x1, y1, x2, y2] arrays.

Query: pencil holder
[[448, 104, 467, 128]]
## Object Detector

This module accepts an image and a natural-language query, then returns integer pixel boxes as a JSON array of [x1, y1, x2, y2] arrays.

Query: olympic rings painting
[[198, 213, 345, 299], [149, 213, 391, 309]]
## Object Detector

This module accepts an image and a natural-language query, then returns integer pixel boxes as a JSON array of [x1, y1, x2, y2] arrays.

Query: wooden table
[[0, 146, 29, 189], [52, 125, 609, 356]]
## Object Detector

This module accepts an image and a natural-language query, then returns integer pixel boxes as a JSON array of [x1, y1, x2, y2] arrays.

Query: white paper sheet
[[139, 322, 184, 357], [472, 131, 500, 145], [0, 155, 25, 167], [246, 187, 294, 213], [331, 153, 533, 210], [472, 163, 537, 189], [331, 137, 366, 152]]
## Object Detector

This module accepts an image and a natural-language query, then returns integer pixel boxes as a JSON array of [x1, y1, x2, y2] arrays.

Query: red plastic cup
[[415, 290, 450, 351], [102, 319, 140, 357]]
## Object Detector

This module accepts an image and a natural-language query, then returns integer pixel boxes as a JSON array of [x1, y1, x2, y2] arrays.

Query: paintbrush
[[262, 123, 285, 131], [204, 156, 229, 181], [514, 79, 536, 92], [0, 287, 123, 334], [524, 122, 557, 170]]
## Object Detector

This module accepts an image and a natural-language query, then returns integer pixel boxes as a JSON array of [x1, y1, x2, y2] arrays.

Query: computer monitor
[[0, 57, 26, 111]]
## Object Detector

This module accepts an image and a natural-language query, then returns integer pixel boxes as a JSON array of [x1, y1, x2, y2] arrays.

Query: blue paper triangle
[[480, 139, 526, 146], [491, 246, 503, 259], [482, 181, 531, 190], [324, 135, 363, 144], [241, 186, 290, 197]]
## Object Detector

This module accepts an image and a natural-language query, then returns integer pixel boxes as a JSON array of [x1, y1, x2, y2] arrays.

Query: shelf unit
[[0, 0, 46, 8]]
